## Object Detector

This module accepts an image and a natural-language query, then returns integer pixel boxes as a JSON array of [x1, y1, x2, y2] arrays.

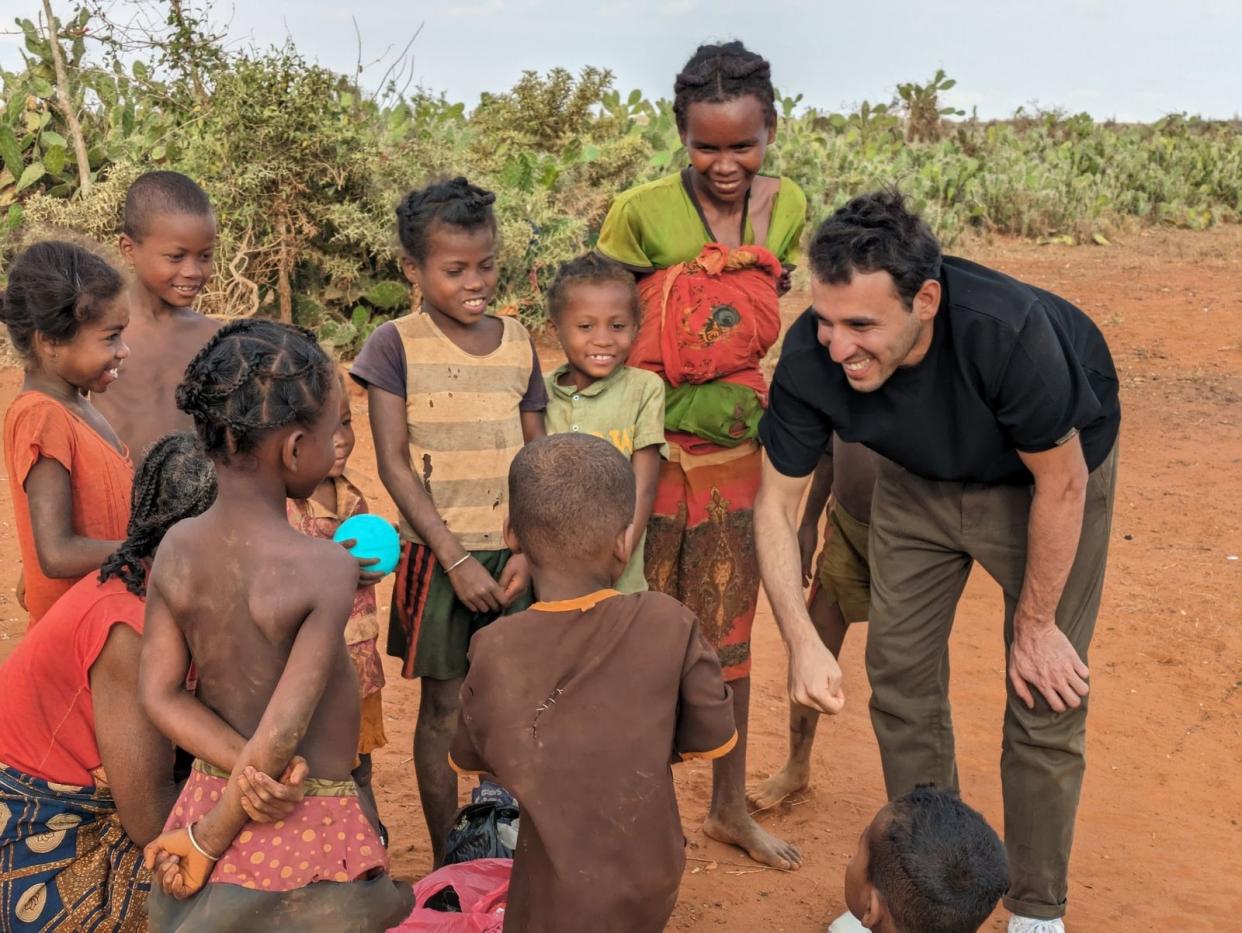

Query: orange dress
[[3, 392, 132, 624]]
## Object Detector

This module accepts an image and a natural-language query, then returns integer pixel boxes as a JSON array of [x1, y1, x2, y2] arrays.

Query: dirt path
[[2, 227, 1239, 930]]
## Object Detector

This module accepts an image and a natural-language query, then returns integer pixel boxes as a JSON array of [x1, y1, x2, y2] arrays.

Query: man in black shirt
[[755, 191, 1119, 933]]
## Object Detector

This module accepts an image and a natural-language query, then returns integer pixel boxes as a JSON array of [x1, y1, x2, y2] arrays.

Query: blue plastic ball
[[333, 514, 401, 577]]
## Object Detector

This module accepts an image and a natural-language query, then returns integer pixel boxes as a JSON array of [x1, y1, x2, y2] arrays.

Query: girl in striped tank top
[[350, 176, 546, 866]]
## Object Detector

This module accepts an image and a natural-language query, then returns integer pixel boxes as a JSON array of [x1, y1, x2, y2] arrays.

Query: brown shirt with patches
[[450, 589, 736, 933]]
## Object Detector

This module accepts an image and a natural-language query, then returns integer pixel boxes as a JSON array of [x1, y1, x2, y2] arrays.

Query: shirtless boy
[[94, 171, 220, 465], [139, 320, 410, 931]]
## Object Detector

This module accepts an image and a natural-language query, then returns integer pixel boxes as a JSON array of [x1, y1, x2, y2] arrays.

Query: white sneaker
[[1008, 916, 1065, 933], [827, 911, 870, 933]]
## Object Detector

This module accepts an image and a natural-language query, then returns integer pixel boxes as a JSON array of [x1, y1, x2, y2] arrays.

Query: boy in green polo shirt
[[544, 253, 667, 593]]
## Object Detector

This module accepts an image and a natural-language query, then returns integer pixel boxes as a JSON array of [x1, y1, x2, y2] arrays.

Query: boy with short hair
[[839, 786, 1009, 933], [449, 434, 736, 932], [94, 170, 221, 466], [543, 252, 666, 592]]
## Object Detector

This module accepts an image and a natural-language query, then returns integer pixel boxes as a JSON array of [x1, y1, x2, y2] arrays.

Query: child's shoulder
[[617, 365, 664, 392], [4, 391, 76, 440]]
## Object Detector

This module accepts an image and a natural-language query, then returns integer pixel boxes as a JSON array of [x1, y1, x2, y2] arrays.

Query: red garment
[[3, 392, 132, 623], [630, 243, 783, 403], [0, 574, 144, 786]]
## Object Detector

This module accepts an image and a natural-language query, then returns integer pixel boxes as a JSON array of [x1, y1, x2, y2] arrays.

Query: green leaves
[[16, 162, 45, 192], [0, 126, 23, 178]]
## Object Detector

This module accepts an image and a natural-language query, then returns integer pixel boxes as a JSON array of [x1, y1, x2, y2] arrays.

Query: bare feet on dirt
[[746, 763, 811, 812], [702, 811, 802, 871]]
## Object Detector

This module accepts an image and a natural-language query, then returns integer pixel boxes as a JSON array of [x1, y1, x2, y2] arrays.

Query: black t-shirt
[[759, 256, 1120, 486]]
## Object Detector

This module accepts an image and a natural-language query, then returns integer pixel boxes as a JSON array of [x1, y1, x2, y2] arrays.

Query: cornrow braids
[[0, 241, 123, 362], [99, 433, 217, 596], [673, 41, 777, 132], [396, 176, 497, 264], [547, 253, 640, 323], [176, 319, 333, 462]]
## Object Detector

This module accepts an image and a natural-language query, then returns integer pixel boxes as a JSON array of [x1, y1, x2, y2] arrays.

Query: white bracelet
[[186, 821, 220, 862], [443, 554, 470, 574]]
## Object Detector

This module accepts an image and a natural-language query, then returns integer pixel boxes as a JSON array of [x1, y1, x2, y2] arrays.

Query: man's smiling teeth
[[844, 357, 872, 372]]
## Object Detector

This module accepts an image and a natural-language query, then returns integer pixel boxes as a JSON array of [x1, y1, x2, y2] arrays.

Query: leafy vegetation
[[2, 4, 1240, 352]]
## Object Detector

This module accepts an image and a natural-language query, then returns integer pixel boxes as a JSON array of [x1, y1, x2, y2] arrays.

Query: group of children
[[0, 44, 1013, 931]]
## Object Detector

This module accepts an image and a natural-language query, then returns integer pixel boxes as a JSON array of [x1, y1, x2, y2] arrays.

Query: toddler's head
[[507, 433, 635, 580], [396, 176, 498, 327], [546, 253, 639, 389], [1, 240, 127, 393], [844, 786, 1008, 933], [176, 319, 338, 498]]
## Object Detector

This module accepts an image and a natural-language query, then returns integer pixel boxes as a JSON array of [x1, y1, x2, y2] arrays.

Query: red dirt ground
[[1, 227, 1239, 930]]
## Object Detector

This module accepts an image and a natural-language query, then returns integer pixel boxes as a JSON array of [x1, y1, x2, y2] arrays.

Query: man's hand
[[236, 755, 309, 822], [498, 553, 530, 607], [143, 827, 215, 899], [1009, 620, 1089, 712], [788, 638, 846, 714], [796, 523, 818, 587]]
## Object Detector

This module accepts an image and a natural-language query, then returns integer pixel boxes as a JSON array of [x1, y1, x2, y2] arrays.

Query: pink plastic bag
[[388, 858, 512, 932]]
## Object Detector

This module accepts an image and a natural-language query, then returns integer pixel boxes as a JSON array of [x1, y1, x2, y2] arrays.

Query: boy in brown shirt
[[450, 433, 736, 932]]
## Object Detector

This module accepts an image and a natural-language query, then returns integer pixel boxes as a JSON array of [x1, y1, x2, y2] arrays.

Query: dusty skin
[[2, 228, 1240, 930]]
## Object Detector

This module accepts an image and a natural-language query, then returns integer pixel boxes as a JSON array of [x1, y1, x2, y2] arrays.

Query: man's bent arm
[[754, 452, 846, 714]]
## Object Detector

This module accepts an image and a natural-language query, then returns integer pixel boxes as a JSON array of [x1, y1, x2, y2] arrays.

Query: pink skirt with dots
[[162, 760, 388, 892]]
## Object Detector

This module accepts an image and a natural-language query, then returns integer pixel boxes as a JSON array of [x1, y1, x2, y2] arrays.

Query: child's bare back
[[94, 308, 220, 462], [156, 510, 360, 780]]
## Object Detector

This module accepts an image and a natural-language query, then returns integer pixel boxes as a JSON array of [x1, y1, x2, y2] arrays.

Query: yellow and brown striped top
[[393, 311, 533, 550]]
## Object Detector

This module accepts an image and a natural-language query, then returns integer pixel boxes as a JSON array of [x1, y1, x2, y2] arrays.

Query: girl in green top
[[597, 40, 806, 873]]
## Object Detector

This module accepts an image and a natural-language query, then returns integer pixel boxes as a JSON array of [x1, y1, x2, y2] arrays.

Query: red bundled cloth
[[630, 242, 783, 403], [388, 858, 511, 932]]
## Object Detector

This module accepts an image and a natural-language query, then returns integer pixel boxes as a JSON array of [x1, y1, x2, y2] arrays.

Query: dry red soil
[[2, 227, 1239, 930]]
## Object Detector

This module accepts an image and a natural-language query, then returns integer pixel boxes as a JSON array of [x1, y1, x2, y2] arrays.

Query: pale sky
[[2, 0, 1240, 121]]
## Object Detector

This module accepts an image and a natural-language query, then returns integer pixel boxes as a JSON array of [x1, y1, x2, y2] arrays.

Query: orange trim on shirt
[[680, 730, 739, 762], [529, 589, 622, 613], [447, 752, 484, 777]]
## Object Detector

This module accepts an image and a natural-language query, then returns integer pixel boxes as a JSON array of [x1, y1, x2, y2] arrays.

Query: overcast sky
[[3, 0, 1240, 121]]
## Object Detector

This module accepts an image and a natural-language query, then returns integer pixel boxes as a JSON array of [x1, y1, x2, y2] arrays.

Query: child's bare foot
[[702, 810, 802, 871], [746, 763, 810, 812]]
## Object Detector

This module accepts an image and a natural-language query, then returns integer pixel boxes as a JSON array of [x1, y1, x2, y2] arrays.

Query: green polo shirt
[[545, 364, 668, 593]]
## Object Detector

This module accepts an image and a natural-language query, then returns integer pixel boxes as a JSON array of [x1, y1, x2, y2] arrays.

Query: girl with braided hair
[[596, 41, 807, 872], [0, 432, 306, 932], [350, 176, 546, 866], [2, 241, 133, 624], [139, 320, 412, 930]]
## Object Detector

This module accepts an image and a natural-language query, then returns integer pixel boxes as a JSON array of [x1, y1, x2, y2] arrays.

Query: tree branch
[[40, 0, 92, 195]]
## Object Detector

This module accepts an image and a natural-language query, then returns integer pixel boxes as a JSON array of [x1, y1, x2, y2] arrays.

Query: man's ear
[[913, 278, 941, 324], [503, 516, 523, 555]]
